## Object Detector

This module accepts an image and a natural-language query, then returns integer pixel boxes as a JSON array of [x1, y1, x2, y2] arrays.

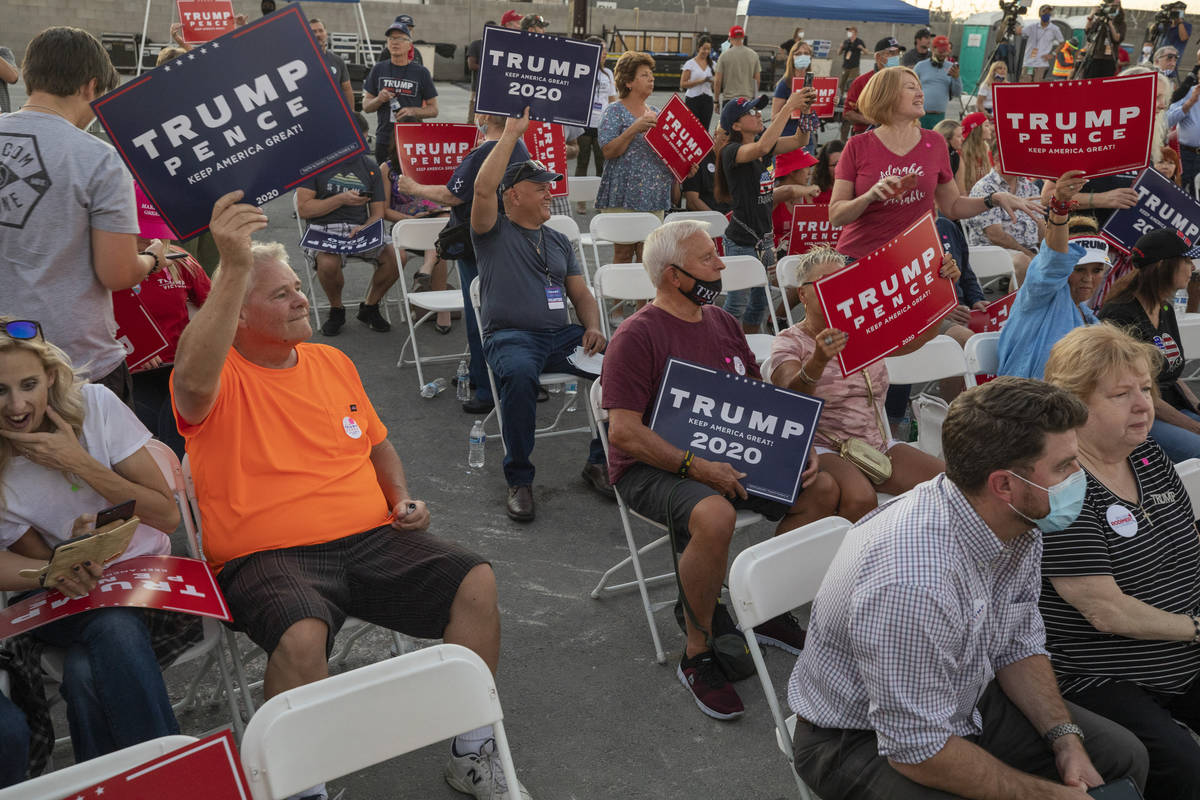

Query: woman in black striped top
[[1042, 324, 1200, 800]]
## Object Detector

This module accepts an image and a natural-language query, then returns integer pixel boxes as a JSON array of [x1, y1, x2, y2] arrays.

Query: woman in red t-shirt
[[830, 67, 1041, 261], [114, 245, 211, 457]]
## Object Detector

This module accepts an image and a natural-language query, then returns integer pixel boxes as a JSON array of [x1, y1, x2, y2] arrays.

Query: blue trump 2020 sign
[[92, 4, 364, 239], [1101, 167, 1200, 253], [474, 25, 601, 127], [649, 358, 823, 505], [300, 219, 384, 254]]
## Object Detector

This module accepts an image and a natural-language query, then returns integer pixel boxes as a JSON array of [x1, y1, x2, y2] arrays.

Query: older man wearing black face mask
[[601, 219, 837, 722]]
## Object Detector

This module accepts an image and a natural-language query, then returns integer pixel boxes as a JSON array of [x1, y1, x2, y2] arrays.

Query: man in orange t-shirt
[[171, 192, 532, 800]]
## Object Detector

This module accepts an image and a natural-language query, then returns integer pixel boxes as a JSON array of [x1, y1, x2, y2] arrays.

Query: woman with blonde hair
[[596, 51, 676, 264], [771, 40, 818, 143], [0, 318, 189, 782], [1041, 323, 1200, 800], [975, 60, 1008, 115], [769, 245, 958, 521], [933, 118, 962, 175], [828, 67, 1040, 261], [956, 111, 993, 194]]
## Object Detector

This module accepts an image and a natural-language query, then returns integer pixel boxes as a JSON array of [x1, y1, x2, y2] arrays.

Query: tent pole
[[137, 0, 152, 76], [356, 2, 374, 66]]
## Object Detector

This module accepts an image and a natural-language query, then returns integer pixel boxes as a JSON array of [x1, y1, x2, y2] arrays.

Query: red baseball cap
[[501, 10, 523, 26], [729, 25, 745, 38], [774, 149, 818, 179], [961, 112, 988, 141], [932, 35, 951, 49]]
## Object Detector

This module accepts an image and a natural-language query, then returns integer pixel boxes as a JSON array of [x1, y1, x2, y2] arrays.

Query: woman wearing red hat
[[829, 67, 1041, 262], [956, 111, 992, 194]]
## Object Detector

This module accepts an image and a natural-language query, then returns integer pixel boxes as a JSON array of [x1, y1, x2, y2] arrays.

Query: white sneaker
[[444, 739, 533, 800]]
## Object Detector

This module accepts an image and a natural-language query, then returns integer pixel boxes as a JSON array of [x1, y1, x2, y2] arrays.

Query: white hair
[[642, 220, 711, 287], [214, 241, 292, 302], [784, 245, 844, 288]]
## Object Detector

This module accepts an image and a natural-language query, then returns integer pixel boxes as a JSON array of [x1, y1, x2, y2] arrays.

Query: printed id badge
[[545, 285, 565, 310]]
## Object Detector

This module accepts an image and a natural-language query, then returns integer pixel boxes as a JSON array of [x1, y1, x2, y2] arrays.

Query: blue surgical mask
[[1007, 469, 1086, 532], [794, 55, 811, 68], [1040, 12, 1051, 22], [885, 55, 901, 67]]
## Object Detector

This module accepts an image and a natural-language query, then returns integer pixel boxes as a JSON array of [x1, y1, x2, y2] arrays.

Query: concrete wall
[[3, 0, 950, 84]]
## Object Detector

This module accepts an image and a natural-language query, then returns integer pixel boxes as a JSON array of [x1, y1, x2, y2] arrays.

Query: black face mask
[[672, 264, 722, 305]]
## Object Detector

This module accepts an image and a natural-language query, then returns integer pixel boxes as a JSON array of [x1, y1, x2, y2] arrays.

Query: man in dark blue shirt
[[362, 22, 437, 163]]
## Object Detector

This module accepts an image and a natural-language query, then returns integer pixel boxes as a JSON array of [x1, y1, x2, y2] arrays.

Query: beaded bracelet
[[678, 449, 694, 478], [1190, 614, 1200, 645], [1048, 197, 1076, 216]]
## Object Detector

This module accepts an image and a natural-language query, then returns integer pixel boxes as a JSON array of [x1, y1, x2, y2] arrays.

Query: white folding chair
[[776, 255, 803, 328], [587, 212, 661, 271], [568, 175, 602, 209], [545, 214, 593, 285], [592, 263, 655, 338], [0, 736, 198, 800], [968, 245, 1016, 291], [240, 644, 521, 800], [885, 335, 972, 459], [721, 254, 780, 365], [728, 516, 851, 799], [1176, 459, 1200, 518], [391, 218, 469, 387], [666, 210, 729, 240], [588, 380, 764, 664], [291, 192, 402, 330], [1177, 316, 1200, 382], [467, 277, 598, 451], [964, 331, 1002, 388], [179, 456, 409, 713]]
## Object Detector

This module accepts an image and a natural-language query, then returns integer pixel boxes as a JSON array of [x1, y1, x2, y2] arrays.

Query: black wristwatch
[[984, 192, 996, 210], [1043, 722, 1085, 746]]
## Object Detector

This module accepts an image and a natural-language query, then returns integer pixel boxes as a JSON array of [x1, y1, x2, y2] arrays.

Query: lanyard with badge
[[522, 225, 564, 310]]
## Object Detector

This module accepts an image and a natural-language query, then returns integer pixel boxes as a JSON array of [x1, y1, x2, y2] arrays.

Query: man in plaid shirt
[[787, 378, 1148, 799]]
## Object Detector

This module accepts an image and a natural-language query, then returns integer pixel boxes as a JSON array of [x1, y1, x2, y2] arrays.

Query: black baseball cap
[[1130, 227, 1200, 267], [875, 36, 901, 52], [396, 14, 415, 27], [502, 159, 563, 190], [719, 94, 770, 132], [384, 21, 411, 37]]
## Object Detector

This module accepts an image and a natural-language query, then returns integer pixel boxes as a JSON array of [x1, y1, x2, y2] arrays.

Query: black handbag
[[435, 219, 474, 261]]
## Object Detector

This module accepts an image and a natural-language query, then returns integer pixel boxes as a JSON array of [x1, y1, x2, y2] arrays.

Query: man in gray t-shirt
[[0, 28, 164, 401], [470, 111, 612, 522]]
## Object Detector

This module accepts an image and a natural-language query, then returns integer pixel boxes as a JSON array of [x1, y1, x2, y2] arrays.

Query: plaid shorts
[[216, 525, 486, 655]]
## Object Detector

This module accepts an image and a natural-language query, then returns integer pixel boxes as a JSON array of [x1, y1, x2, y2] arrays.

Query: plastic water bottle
[[419, 377, 447, 399], [455, 360, 470, 402], [1174, 289, 1189, 317], [565, 380, 578, 412], [468, 420, 486, 468], [894, 409, 913, 443], [548, 382, 563, 395]]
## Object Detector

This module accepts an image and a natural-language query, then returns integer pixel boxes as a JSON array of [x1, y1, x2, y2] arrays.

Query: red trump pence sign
[[71, 731, 252, 800], [813, 211, 956, 376], [792, 77, 839, 118], [992, 73, 1157, 179], [177, 0, 236, 44], [522, 121, 569, 197], [787, 204, 841, 255], [393, 123, 480, 186], [644, 94, 713, 182]]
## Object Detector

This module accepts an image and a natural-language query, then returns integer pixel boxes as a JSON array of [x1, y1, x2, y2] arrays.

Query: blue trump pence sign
[[1101, 167, 1200, 253], [649, 358, 823, 505], [92, 3, 364, 239], [474, 25, 601, 127], [300, 219, 384, 254]]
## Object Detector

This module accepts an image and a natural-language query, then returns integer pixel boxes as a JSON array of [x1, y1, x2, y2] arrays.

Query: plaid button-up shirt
[[787, 474, 1048, 764]]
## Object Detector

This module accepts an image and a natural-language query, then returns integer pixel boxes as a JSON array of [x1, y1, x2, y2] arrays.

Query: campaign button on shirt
[[1106, 504, 1138, 538], [343, 416, 363, 439]]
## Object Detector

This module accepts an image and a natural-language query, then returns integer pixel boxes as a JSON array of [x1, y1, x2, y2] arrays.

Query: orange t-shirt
[[172, 344, 391, 571]]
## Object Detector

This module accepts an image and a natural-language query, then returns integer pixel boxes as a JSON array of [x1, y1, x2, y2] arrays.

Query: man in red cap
[[912, 34, 961, 128], [714, 25, 761, 107], [500, 10, 523, 29]]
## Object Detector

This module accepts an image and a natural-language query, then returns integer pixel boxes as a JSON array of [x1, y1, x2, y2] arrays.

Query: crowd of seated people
[[10, 13, 1200, 800]]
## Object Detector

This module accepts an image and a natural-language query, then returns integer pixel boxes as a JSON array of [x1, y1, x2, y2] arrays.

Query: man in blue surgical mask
[[1022, 4, 1064, 81], [787, 377, 1150, 800], [843, 37, 902, 136]]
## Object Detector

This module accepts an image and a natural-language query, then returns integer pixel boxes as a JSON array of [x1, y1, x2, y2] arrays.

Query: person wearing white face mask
[[787, 376, 1149, 800], [772, 40, 819, 146], [1042, 323, 1200, 800], [837, 26, 868, 106]]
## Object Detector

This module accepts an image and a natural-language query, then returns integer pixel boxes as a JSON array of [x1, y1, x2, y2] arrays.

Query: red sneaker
[[678, 650, 745, 720], [754, 612, 807, 656]]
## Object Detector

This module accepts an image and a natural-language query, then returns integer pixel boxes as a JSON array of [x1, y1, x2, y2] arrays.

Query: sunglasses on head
[[503, 160, 550, 189], [1, 320, 43, 342]]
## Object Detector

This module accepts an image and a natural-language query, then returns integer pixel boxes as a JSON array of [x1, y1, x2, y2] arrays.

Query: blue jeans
[[457, 256, 492, 404], [1182, 147, 1200, 199], [482, 325, 605, 487], [0, 691, 29, 788], [721, 237, 774, 328], [1150, 410, 1200, 463], [31, 607, 178, 761]]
